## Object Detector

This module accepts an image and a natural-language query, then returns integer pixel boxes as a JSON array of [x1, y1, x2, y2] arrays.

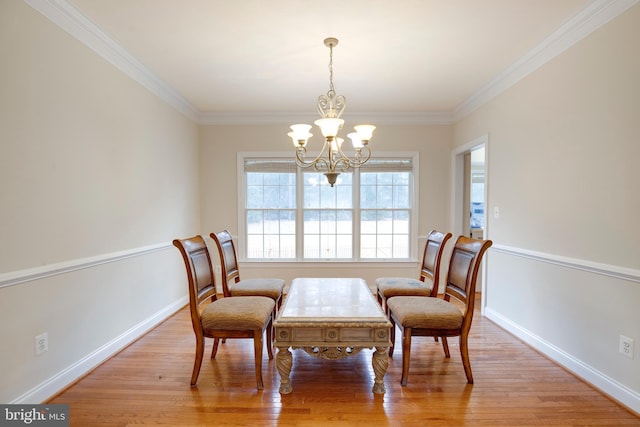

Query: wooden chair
[[173, 235, 275, 389], [376, 230, 452, 315], [210, 230, 285, 314], [387, 235, 493, 386]]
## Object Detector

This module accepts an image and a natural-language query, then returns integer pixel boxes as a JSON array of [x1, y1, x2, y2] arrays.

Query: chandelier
[[288, 37, 375, 187]]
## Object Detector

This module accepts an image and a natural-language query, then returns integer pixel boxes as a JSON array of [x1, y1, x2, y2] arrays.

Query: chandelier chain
[[328, 43, 335, 96]]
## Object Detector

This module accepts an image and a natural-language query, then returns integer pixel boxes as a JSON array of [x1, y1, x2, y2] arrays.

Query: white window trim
[[237, 151, 420, 263]]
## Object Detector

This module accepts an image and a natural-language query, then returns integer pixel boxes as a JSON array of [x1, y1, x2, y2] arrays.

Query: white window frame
[[237, 151, 419, 263]]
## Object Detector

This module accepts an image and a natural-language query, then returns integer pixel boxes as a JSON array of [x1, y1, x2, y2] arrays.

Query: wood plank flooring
[[48, 302, 639, 426]]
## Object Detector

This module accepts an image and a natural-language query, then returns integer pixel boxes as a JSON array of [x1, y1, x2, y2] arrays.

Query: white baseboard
[[11, 296, 188, 404], [485, 307, 640, 415]]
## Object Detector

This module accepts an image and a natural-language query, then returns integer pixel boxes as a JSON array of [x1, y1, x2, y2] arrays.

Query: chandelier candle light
[[288, 37, 375, 187]]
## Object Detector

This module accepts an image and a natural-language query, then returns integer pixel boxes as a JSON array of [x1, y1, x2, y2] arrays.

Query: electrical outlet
[[619, 335, 634, 359], [35, 332, 48, 356]]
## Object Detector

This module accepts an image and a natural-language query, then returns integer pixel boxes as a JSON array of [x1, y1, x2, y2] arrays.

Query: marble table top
[[276, 277, 389, 324]]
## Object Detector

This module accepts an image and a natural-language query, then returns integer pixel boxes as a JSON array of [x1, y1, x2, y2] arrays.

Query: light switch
[[493, 206, 500, 219]]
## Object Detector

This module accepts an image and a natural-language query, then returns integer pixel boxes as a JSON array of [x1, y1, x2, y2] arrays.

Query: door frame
[[451, 133, 489, 313]]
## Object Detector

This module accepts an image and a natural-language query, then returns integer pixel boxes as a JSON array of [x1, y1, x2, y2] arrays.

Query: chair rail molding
[[0, 242, 173, 289], [491, 244, 640, 284]]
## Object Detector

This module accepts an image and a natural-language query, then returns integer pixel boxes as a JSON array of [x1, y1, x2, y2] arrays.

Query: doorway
[[452, 134, 488, 310], [468, 146, 486, 239]]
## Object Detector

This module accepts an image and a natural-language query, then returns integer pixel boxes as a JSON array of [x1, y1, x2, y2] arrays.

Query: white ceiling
[[36, 0, 632, 123]]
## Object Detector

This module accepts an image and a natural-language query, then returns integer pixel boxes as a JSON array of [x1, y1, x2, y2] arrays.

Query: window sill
[[238, 260, 419, 267]]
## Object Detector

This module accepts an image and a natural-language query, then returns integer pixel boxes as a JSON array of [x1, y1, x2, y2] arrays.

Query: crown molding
[[197, 111, 455, 126], [24, 0, 639, 126], [453, 0, 640, 120], [24, 0, 201, 122]]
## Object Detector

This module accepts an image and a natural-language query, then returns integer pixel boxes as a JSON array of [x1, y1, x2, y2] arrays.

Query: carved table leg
[[372, 346, 389, 394], [276, 346, 293, 394]]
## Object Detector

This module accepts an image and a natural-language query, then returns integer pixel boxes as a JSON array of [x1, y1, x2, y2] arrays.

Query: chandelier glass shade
[[288, 37, 375, 187]]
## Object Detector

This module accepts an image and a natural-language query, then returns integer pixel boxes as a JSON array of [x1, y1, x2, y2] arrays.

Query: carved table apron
[[273, 278, 392, 394]]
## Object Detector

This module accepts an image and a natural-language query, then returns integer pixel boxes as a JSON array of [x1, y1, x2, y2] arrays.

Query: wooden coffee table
[[273, 277, 392, 394]]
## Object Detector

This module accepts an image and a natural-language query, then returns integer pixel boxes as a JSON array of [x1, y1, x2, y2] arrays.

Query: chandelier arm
[[295, 146, 315, 168], [348, 146, 372, 167], [331, 143, 351, 171], [332, 157, 352, 172], [313, 158, 331, 173], [333, 142, 372, 169], [295, 141, 332, 172]]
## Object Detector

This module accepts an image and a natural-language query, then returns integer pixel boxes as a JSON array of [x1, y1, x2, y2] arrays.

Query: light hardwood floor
[[48, 301, 639, 426]]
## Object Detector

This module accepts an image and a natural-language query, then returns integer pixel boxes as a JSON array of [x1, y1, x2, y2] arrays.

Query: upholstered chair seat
[[387, 296, 462, 330], [201, 296, 275, 331], [226, 278, 285, 301], [376, 277, 434, 299]]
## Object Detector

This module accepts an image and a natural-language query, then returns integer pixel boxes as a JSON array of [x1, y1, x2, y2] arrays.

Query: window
[[238, 153, 418, 261], [360, 164, 412, 259], [303, 171, 354, 259]]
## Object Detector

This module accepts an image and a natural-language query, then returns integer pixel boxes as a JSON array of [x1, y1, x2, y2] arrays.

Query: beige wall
[[454, 3, 640, 410], [0, 1, 198, 402], [199, 123, 453, 286]]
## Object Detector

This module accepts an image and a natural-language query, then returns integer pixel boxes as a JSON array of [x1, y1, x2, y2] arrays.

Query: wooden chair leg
[[400, 327, 412, 386], [253, 331, 264, 390], [459, 334, 474, 384], [441, 336, 451, 358], [271, 308, 277, 343], [389, 318, 396, 357], [191, 334, 205, 386], [266, 318, 274, 359], [211, 338, 220, 359]]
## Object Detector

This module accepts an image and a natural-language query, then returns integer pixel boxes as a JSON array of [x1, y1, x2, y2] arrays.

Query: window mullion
[[295, 167, 304, 260], [353, 169, 361, 260]]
